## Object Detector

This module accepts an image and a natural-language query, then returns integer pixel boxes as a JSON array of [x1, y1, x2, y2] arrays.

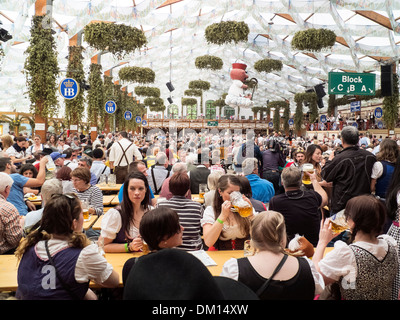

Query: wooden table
[[0, 248, 334, 291], [83, 214, 99, 230], [92, 214, 104, 230], [96, 184, 123, 192], [103, 195, 117, 206]]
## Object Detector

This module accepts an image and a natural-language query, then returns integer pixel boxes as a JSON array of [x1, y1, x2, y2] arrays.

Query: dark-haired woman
[[122, 207, 183, 284], [100, 171, 152, 253], [313, 195, 399, 300], [15, 193, 119, 300], [201, 174, 255, 250]]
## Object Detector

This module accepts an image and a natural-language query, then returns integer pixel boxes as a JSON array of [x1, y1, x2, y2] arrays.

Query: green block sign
[[328, 72, 376, 96], [207, 121, 219, 127]]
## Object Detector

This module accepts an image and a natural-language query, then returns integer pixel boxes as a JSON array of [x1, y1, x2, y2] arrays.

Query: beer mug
[[230, 191, 253, 218], [99, 174, 107, 186], [108, 174, 116, 187], [329, 210, 349, 234], [244, 240, 256, 257], [82, 200, 90, 221], [199, 184, 207, 199], [301, 163, 314, 185]]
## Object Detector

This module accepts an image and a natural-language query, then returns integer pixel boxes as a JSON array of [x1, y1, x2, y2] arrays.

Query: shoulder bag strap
[[96, 165, 108, 184], [151, 167, 159, 194], [44, 240, 80, 300], [256, 254, 288, 296]]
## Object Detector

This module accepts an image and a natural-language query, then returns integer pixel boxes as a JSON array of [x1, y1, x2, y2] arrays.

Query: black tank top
[[237, 256, 315, 300]]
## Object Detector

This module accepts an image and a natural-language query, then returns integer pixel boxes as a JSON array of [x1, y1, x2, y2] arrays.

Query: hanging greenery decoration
[[291, 28, 336, 52], [118, 66, 155, 84], [87, 63, 104, 127], [189, 80, 211, 91], [65, 46, 85, 126], [24, 15, 59, 119], [195, 55, 223, 70], [205, 21, 250, 45], [103, 75, 115, 130], [144, 97, 165, 112], [254, 58, 283, 73], [269, 101, 290, 132], [294, 92, 318, 130], [383, 73, 399, 130], [184, 89, 202, 97], [134, 86, 160, 98], [83, 22, 147, 59], [182, 98, 198, 106]]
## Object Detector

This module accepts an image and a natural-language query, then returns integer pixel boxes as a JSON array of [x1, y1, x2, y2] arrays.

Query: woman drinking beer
[[201, 174, 255, 250]]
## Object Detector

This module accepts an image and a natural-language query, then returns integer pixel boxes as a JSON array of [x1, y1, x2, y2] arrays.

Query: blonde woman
[[220, 211, 324, 300], [203, 170, 224, 208]]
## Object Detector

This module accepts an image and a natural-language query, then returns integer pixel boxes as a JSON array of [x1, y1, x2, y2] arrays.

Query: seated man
[[0, 172, 24, 254], [242, 157, 274, 204], [0, 156, 48, 216], [147, 152, 171, 195], [24, 179, 63, 234], [78, 157, 97, 185], [268, 166, 328, 247]]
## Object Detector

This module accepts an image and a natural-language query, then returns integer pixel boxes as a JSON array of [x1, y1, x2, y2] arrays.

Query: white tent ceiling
[[0, 0, 399, 117]]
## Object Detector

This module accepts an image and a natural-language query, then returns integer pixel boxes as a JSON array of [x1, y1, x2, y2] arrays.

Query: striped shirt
[[157, 196, 204, 251], [71, 185, 103, 216]]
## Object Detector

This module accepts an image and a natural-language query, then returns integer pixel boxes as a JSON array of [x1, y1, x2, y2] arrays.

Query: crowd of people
[[0, 125, 400, 300]]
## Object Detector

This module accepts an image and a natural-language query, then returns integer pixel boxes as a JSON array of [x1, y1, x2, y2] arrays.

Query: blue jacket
[[245, 174, 275, 203]]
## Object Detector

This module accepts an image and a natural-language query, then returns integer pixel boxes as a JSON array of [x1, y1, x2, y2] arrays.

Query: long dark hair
[[120, 171, 150, 237], [386, 155, 400, 220], [212, 174, 250, 237]]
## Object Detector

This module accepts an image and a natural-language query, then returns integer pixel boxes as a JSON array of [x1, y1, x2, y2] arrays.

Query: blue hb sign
[[142, 120, 147, 126], [350, 101, 361, 112], [135, 116, 142, 123], [320, 115, 327, 123], [105, 101, 117, 114], [268, 122, 273, 128], [59, 78, 80, 100], [377, 121, 383, 129], [288, 119, 294, 126], [374, 107, 383, 119], [124, 111, 132, 120]]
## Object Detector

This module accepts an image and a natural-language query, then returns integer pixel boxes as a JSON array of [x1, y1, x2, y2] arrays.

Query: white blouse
[[200, 206, 257, 241], [35, 239, 113, 285], [220, 256, 325, 296], [100, 208, 139, 240], [100, 207, 153, 240], [318, 234, 398, 283]]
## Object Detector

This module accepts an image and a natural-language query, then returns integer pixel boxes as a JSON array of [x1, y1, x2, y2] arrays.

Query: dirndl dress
[[387, 209, 400, 300]]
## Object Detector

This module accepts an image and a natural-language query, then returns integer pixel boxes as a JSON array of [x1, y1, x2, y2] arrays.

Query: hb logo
[[59, 78, 79, 100]]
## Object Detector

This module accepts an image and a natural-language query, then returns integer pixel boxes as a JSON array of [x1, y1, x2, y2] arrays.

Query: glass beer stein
[[230, 191, 253, 218], [302, 163, 314, 185]]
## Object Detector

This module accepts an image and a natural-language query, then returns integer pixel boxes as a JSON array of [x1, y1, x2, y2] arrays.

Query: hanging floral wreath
[[254, 58, 283, 73], [134, 86, 160, 98], [291, 28, 336, 52], [118, 66, 155, 84], [205, 21, 250, 45], [84, 22, 147, 58], [181, 98, 198, 106], [195, 55, 223, 70]]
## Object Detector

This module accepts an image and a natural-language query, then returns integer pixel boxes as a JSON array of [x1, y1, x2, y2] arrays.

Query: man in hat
[[50, 151, 66, 169]]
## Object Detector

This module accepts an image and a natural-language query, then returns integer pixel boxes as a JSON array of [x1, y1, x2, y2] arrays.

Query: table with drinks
[[0, 248, 334, 291]]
